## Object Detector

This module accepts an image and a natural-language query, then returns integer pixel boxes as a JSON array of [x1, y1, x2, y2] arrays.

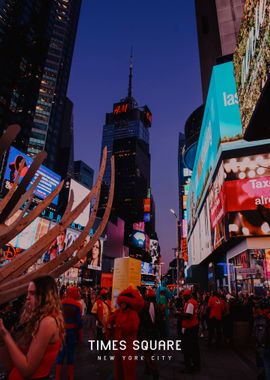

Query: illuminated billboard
[[3, 147, 61, 205], [130, 230, 146, 249], [188, 62, 242, 219], [150, 239, 159, 264], [86, 238, 104, 271], [224, 153, 270, 238], [9, 215, 50, 250], [141, 261, 152, 275], [188, 152, 270, 264], [234, 0, 270, 135], [68, 179, 91, 227]]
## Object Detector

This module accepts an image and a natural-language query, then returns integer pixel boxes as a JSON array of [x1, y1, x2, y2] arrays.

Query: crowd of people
[[1, 278, 270, 380]]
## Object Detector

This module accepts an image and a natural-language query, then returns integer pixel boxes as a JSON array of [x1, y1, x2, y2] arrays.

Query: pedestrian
[[91, 288, 111, 341], [253, 298, 270, 380], [180, 289, 200, 373], [107, 285, 144, 380], [55, 286, 83, 380], [0, 276, 64, 380], [208, 291, 224, 347], [139, 288, 161, 380]]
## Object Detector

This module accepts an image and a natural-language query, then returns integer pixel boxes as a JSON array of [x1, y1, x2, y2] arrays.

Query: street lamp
[[170, 208, 180, 296]]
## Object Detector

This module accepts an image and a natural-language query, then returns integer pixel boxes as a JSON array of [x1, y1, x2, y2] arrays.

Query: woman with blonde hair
[[0, 275, 64, 380]]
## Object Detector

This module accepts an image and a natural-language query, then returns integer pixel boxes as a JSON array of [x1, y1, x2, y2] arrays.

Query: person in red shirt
[[207, 291, 224, 347], [107, 286, 144, 380], [180, 289, 200, 373]]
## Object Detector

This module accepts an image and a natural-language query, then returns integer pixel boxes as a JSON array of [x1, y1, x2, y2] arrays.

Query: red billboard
[[225, 176, 270, 212]]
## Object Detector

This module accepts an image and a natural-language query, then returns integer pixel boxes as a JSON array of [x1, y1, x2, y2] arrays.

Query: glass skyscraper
[[0, 0, 81, 176], [100, 60, 154, 243]]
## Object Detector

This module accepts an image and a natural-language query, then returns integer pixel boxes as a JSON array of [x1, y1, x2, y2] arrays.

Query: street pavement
[[71, 322, 258, 380], [0, 320, 259, 380]]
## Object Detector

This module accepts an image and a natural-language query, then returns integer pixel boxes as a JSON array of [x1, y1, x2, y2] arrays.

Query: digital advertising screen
[[141, 261, 152, 275], [3, 146, 61, 205], [234, 0, 270, 134], [86, 238, 104, 271], [224, 153, 270, 238], [149, 239, 159, 264], [130, 230, 146, 249], [187, 61, 242, 229], [69, 179, 91, 227]]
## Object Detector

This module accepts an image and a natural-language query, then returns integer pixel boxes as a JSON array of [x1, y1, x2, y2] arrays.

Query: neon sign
[[113, 103, 129, 115]]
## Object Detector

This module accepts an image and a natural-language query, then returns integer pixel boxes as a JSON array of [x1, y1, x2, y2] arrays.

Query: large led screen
[[188, 61, 242, 221], [3, 147, 61, 205], [224, 153, 270, 238], [234, 0, 270, 134]]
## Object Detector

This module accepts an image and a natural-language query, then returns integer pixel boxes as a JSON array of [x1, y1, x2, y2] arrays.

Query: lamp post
[[170, 208, 181, 296]]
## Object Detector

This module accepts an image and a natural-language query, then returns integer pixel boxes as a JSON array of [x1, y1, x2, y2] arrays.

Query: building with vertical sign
[[99, 57, 155, 255]]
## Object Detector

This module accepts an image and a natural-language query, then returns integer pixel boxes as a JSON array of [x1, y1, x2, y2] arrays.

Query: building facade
[[195, 0, 245, 100], [0, 0, 81, 178], [74, 160, 94, 190], [100, 60, 154, 253]]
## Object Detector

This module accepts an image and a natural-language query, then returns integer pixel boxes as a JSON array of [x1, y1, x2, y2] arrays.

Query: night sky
[[68, 0, 202, 269]]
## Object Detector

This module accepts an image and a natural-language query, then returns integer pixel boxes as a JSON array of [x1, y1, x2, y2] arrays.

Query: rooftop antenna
[[128, 46, 133, 99]]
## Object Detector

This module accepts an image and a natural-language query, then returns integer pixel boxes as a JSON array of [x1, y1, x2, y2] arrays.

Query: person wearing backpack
[[254, 299, 270, 380], [91, 288, 111, 341]]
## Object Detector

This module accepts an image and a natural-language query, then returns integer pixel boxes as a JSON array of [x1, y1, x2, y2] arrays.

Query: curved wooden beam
[[0, 157, 115, 304], [0, 147, 107, 283], [48, 155, 115, 279], [6, 174, 42, 220], [0, 282, 28, 305], [0, 180, 64, 247], [0, 124, 21, 158], [0, 185, 101, 292], [0, 151, 47, 223], [0, 159, 26, 213]]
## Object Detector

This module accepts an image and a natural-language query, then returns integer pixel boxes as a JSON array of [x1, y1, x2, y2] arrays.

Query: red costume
[[108, 286, 144, 380]]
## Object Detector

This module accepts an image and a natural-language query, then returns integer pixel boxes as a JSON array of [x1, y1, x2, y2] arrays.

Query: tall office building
[[0, 0, 53, 149], [0, 0, 81, 176], [100, 58, 153, 242], [195, 0, 245, 100], [74, 160, 94, 190], [27, 0, 81, 174]]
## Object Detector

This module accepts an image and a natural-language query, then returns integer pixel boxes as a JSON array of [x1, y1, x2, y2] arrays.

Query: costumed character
[[107, 286, 144, 380], [55, 286, 83, 380]]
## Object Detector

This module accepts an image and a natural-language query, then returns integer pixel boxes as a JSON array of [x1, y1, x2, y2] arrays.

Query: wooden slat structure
[[0, 125, 115, 305]]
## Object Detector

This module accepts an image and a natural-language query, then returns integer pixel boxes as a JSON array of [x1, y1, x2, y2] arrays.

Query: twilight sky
[[68, 0, 202, 270]]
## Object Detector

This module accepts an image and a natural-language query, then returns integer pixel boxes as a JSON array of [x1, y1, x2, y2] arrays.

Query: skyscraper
[[0, 0, 81, 176], [74, 160, 94, 190], [0, 0, 53, 149], [195, 0, 245, 100], [27, 0, 81, 173], [100, 57, 153, 244]]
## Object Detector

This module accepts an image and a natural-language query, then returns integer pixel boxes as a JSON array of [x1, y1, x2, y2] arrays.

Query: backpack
[[254, 315, 270, 347]]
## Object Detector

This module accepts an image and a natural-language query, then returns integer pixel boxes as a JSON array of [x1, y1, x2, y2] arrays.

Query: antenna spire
[[128, 47, 133, 99]]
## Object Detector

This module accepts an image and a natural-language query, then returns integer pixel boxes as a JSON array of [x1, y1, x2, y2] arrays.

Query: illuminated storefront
[[187, 60, 270, 290]]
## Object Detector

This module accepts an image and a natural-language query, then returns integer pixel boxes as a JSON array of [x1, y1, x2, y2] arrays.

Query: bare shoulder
[[39, 316, 58, 330]]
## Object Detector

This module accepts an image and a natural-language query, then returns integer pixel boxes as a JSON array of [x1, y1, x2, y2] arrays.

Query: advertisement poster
[[3, 146, 61, 205]]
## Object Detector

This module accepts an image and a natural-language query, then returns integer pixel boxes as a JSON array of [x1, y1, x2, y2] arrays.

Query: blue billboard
[[187, 62, 242, 222], [3, 147, 61, 205]]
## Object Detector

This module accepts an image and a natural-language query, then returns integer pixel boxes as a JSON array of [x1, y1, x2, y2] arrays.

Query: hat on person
[[182, 289, 191, 296], [100, 288, 109, 296], [146, 288, 156, 299], [66, 286, 80, 299], [117, 285, 144, 311]]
